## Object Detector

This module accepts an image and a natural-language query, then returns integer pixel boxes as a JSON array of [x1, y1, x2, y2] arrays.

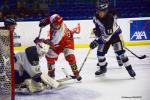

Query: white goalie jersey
[[14, 43, 59, 93], [14, 46, 41, 79]]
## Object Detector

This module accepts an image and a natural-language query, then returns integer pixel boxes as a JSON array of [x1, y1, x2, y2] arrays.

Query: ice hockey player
[[34, 14, 82, 81], [90, 0, 136, 77], [14, 42, 60, 93], [95, 3, 123, 67]]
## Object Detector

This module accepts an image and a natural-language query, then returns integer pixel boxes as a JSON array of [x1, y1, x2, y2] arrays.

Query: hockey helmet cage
[[36, 42, 49, 56], [96, 0, 109, 11], [4, 18, 17, 26]]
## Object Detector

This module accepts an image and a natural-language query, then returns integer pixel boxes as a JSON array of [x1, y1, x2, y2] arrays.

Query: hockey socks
[[70, 64, 82, 81]]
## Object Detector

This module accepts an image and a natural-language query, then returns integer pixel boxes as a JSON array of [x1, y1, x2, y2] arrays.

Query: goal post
[[0, 29, 15, 100]]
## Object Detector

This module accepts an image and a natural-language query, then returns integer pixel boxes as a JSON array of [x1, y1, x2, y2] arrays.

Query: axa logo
[[131, 31, 147, 40]]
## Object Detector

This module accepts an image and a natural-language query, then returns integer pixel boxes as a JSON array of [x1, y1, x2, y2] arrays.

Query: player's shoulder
[[108, 6, 118, 16], [25, 46, 37, 54], [93, 14, 99, 24], [25, 46, 39, 65], [26, 46, 36, 50]]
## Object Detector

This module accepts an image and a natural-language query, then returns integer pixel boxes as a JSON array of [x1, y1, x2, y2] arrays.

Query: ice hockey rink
[[15, 45, 150, 100]]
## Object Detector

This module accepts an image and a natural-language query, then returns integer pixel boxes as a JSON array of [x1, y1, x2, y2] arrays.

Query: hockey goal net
[[0, 29, 14, 99]]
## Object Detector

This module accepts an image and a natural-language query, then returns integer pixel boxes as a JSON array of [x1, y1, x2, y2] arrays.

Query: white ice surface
[[15, 45, 150, 100]]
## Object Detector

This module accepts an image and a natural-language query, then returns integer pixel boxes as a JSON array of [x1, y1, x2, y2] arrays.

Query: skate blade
[[95, 73, 106, 77], [131, 76, 136, 79]]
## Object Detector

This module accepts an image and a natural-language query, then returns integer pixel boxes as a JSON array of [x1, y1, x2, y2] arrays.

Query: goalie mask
[[4, 18, 17, 26], [4, 18, 17, 32], [50, 14, 63, 30], [36, 42, 49, 56]]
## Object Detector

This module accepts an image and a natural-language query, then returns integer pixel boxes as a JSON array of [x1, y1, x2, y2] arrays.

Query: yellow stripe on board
[[14, 41, 150, 51], [125, 41, 150, 46], [14, 46, 27, 51]]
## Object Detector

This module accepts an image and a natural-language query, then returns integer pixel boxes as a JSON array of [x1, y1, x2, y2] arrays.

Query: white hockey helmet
[[36, 42, 49, 56], [50, 14, 63, 30]]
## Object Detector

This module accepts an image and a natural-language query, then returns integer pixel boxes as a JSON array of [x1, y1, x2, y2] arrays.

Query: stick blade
[[139, 55, 146, 59]]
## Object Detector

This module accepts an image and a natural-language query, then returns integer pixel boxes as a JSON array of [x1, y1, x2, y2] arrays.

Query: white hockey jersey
[[14, 46, 41, 78]]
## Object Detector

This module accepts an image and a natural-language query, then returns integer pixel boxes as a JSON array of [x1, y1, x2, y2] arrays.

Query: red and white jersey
[[41, 15, 80, 49], [49, 23, 68, 45], [48, 23, 80, 49]]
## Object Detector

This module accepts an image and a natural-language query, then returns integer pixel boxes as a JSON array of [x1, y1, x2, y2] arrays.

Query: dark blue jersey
[[93, 9, 121, 43]]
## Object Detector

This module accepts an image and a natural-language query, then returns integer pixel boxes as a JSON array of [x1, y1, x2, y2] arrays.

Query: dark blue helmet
[[4, 18, 17, 26], [96, 0, 109, 11]]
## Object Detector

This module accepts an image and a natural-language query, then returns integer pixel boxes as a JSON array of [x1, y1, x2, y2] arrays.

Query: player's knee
[[115, 50, 125, 56], [116, 50, 129, 64], [120, 54, 129, 63], [46, 56, 57, 64], [65, 54, 76, 65]]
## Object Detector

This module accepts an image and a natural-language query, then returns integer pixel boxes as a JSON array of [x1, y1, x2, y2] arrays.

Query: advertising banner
[[130, 20, 150, 41]]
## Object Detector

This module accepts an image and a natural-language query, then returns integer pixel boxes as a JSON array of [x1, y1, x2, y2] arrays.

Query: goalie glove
[[40, 73, 60, 88]]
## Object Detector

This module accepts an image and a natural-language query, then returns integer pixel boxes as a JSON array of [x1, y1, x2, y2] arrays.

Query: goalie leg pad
[[40, 73, 60, 88], [24, 79, 47, 93]]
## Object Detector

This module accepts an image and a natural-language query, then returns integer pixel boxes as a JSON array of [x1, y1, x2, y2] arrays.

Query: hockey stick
[[57, 68, 73, 83], [120, 35, 147, 60], [57, 77, 72, 83], [79, 49, 91, 73], [125, 47, 146, 59], [38, 27, 42, 38], [58, 49, 92, 82], [61, 68, 72, 78]]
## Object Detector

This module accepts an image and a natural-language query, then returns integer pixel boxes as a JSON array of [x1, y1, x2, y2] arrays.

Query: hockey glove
[[93, 28, 101, 37], [90, 40, 98, 49], [43, 39, 56, 49], [43, 39, 53, 46], [39, 18, 49, 27]]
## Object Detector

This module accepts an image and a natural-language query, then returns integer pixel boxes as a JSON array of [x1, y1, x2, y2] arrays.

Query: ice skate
[[126, 66, 136, 78], [95, 66, 107, 77]]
